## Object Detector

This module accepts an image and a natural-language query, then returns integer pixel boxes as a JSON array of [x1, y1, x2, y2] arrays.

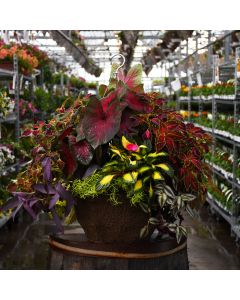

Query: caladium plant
[[0, 62, 212, 242]]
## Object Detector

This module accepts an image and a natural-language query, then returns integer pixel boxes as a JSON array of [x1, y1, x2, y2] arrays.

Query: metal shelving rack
[[0, 56, 35, 228], [165, 31, 240, 241]]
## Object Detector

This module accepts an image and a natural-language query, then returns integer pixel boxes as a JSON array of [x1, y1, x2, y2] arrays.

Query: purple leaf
[[51, 208, 64, 233], [42, 157, 52, 182], [23, 202, 37, 219], [32, 184, 48, 194], [45, 184, 56, 194], [12, 203, 23, 220], [29, 198, 39, 208], [49, 193, 60, 209], [82, 164, 101, 179], [1, 198, 20, 212], [55, 182, 75, 216]]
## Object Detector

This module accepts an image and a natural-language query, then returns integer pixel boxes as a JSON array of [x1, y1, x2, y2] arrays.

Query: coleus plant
[[1, 63, 212, 243]]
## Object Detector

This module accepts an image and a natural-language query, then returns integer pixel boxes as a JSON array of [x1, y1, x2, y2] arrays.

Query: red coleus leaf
[[166, 138, 176, 153], [191, 176, 198, 191], [59, 126, 73, 141], [61, 142, 77, 177], [82, 96, 123, 149], [191, 158, 201, 170], [72, 140, 93, 165], [184, 173, 192, 191], [118, 108, 139, 136], [21, 129, 33, 137]]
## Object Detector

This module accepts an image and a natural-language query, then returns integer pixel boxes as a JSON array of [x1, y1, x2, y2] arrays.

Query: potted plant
[[1, 64, 212, 246], [0, 42, 39, 75]]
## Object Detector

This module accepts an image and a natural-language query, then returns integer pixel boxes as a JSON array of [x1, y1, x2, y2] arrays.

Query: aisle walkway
[[0, 205, 240, 270]]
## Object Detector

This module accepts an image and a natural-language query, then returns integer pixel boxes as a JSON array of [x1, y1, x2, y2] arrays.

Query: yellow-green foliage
[[72, 173, 145, 206]]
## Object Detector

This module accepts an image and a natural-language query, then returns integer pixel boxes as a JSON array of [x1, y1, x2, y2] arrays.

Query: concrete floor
[[0, 204, 240, 270]]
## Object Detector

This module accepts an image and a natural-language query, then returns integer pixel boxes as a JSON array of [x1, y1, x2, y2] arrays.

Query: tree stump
[[48, 231, 189, 270]]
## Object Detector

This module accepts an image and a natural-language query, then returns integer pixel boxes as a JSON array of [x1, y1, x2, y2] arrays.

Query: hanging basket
[[0, 61, 14, 72]]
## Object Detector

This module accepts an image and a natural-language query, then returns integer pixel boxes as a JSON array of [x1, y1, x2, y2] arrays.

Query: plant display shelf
[[179, 98, 239, 105], [206, 160, 240, 188], [0, 114, 17, 124], [165, 31, 240, 241], [0, 159, 31, 178], [184, 121, 240, 146], [206, 192, 233, 225]]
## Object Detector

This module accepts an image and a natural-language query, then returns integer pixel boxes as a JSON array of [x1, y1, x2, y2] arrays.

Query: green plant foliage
[[96, 135, 173, 198], [72, 172, 145, 207]]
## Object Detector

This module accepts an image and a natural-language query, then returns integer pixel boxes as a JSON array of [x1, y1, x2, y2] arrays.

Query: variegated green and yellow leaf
[[131, 153, 142, 160], [148, 152, 167, 158], [96, 175, 115, 190], [123, 172, 138, 183], [129, 160, 137, 166], [152, 171, 164, 181], [149, 182, 153, 198], [139, 166, 151, 173], [155, 163, 173, 176], [134, 179, 143, 191]]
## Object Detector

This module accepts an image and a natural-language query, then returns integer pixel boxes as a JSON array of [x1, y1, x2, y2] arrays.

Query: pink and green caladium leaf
[[76, 122, 85, 142], [118, 64, 143, 90], [100, 91, 118, 112], [82, 95, 123, 149], [124, 90, 153, 113], [61, 142, 77, 177], [72, 140, 94, 165]]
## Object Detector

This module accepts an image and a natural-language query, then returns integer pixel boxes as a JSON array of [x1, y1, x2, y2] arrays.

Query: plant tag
[[19, 75, 23, 91], [235, 47, 240, 97], [164, 87, 170, 96], [213, 55, 219, 83], [12, 74, 16, 91], [171, 79, 181, 92], [196, 72, 203, 86]]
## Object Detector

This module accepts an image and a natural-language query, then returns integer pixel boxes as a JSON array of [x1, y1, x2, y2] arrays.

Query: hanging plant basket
[[0, 61, 13, 72]]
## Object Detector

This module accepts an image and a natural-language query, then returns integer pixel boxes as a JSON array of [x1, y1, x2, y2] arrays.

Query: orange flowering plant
[[0, 40, 45, 74]]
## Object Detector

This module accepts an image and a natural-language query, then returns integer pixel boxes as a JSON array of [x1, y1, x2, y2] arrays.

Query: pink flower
[[126, 143, 139, 152]]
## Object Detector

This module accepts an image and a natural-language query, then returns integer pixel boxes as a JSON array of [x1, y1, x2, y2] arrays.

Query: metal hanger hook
[[110, 53, 126, 78]]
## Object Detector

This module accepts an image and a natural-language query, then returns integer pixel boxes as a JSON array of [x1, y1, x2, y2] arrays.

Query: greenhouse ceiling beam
[[79, 35, 163, 40], [171, 30, 238, 69], [48, 30, 102, 77], [141, 30, 194, 75]]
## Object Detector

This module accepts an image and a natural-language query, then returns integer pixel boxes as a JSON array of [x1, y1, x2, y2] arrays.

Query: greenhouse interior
[[0, 30, 240, 270]]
